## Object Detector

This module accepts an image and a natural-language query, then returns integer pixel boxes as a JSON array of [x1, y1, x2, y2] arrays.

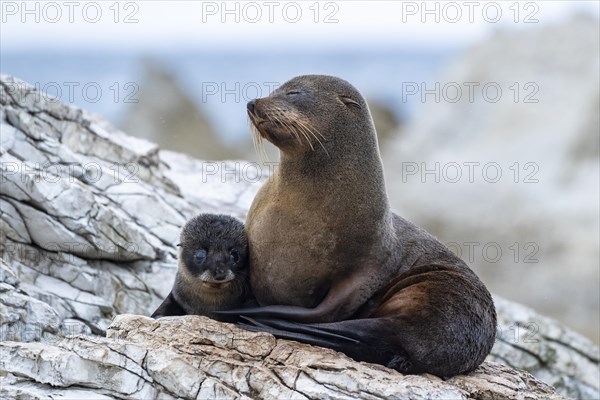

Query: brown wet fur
[[236, 75, 497, 377]]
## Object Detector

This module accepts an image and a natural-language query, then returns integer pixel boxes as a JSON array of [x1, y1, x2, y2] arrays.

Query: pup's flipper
[[151, 291, 186, 318]]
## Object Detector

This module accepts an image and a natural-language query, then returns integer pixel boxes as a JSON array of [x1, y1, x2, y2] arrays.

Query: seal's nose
[[214, 269, 227, 281], [247, 99, 255, 114]]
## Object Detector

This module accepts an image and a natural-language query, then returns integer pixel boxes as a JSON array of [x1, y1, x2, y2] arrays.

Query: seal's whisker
[[300, 120, 326, 140], [313, 129, 326, 140], [249, 116, 269, 163], [290, 119, 315, 151], [251, 127, 263, 161], [276, 107, 316, 151], [258, 134, 269, 163], [284, 119, 303, 146], [295, 117, 328, 156], [278, 116, 301, 145], [273, 105, 304, 146], [299, 127, 315, 151], [310, 130, 329, 156]]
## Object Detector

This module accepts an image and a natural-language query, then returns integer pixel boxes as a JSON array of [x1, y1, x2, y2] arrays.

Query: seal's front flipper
[[215, 305, 315, 321], [151, 291, 186, 318], [219, 272, 379, 323], [216, 303, 345, 323]]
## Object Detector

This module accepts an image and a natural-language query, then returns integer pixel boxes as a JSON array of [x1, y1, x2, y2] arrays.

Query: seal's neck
[[275, 132, 390, 220]]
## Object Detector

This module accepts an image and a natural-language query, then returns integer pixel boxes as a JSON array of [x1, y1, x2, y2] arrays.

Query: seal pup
[[151, 214, 252, 319], [219, 75, 496, 377]]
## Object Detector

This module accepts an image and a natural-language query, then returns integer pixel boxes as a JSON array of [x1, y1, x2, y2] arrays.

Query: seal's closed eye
[[338, 95, 361, 109]]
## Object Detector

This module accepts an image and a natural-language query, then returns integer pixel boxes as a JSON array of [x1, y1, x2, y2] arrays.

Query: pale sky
[[1, 0, 598, 52]]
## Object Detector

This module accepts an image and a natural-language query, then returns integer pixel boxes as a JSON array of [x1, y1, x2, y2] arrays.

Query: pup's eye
[[230, 249, 240, 263], [194, 249, 207, 263], [339, 96, 361, 109], [286, 90, 302, 96]]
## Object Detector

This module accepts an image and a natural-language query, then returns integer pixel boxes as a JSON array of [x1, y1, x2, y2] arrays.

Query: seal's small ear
[[338, 95, 362, 109], [176, 243, 181, 247]]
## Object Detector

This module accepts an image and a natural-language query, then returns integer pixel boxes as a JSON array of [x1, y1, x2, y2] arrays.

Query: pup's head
[[178, 214, 248, 287]]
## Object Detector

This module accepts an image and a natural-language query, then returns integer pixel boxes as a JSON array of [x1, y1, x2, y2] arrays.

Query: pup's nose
[[247, 99, 255, 114], [214, 270, 227, 281]]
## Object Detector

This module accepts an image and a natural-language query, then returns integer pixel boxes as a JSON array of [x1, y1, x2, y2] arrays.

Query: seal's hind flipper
[[240, 316, 360, 344], [151, 291, 186, 318], [215, 305, 305, 319], [236, 321, 351, 350], [236, 317, 399, 367]]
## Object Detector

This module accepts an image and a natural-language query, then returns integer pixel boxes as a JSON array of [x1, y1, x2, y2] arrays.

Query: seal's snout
[[213, 270, 227, 281], [247, 99, 256, 115]]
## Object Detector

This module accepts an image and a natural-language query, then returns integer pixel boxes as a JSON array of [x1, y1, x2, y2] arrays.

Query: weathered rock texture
[[0, 74, 598, 399], [1, 315, 569, 400]]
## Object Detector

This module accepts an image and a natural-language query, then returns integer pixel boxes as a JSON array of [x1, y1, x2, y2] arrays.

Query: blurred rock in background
[[383, 15, 599, 343], [369, 99, 403, 143], [120, 60, 242, 161]]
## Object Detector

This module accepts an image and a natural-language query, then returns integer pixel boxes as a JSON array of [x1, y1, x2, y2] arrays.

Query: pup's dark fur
[[151, 214, 252, 319]]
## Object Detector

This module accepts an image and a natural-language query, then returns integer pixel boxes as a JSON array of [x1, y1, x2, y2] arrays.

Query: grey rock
[[0, 259, 61, 343], [491, 297, 600, 399], [0, 315, 568, 400]]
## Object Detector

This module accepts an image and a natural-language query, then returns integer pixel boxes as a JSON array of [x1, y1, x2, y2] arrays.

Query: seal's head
[[247, 75, 376, 157], [178, 214, 248, 289]]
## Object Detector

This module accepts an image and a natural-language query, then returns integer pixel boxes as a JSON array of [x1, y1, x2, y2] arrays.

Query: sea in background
[[1, 49, 455, 143]]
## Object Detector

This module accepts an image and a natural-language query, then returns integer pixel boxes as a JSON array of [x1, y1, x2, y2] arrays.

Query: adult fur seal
[[220, 75, 496, 377], [151, 214, 252, 319]]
